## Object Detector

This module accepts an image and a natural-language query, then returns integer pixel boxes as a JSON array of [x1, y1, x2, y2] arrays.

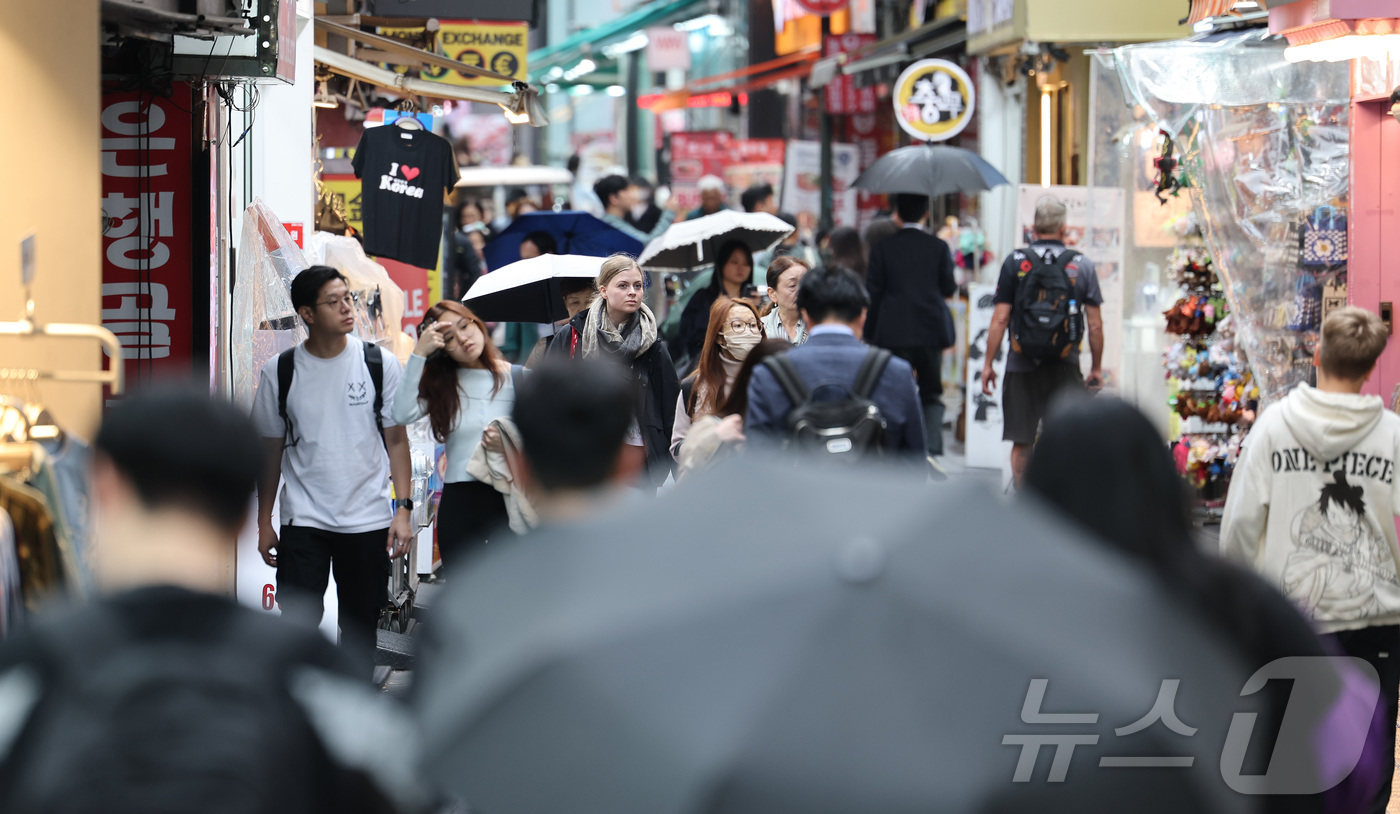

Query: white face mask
[[722, 332, 762, 361], [631, 203, 649, 220]]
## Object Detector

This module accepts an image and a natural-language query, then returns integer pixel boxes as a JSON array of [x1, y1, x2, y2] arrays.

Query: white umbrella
[[462, 254, 603, 324], [638, 210, 794, 273]]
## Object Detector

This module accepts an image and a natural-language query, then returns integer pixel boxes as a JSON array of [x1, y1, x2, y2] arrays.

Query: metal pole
[[626, 52, 641, 176], [819, 15, 833, 233]]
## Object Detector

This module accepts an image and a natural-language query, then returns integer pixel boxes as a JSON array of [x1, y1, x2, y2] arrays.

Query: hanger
[[393, 114, 423, 130]]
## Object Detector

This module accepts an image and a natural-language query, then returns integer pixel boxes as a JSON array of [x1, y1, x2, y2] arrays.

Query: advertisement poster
[[379, 20, 528, 87], [1015, 184, 1126, 387], [670, 131, 733, 212], [380, 258, 431, 335], [99, 83, 195, 390], [964, 283, 1012, 478], [724, 139, 786, 206], [824, 34, 877, 115], [780, 139, 861, 228]]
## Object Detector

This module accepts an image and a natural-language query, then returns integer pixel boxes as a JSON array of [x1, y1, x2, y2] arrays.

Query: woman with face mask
[[678, 240, 756, 367], [547, 253, 681, 492], [671, 298, 766, 458], [391, 301, 520, 568]]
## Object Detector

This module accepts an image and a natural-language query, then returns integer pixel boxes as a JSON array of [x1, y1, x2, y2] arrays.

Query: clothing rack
[[0, 311, 124, 395]]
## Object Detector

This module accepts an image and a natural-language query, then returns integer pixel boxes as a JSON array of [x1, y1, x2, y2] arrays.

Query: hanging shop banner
[[724, 139, 787, 207], [850, 0, 876, 33], [796, 0, 849, 16], [670, 131, 735, 212], [824, 34, 877, 115], [100, 83, 195, 389], [892, 58, 975, 142], [379, 20, 528, 87], [845, 108, 897, 228], [780, 139, 861, 229], [1015, 184, 1126, 388], [646, 27, 692, 71]]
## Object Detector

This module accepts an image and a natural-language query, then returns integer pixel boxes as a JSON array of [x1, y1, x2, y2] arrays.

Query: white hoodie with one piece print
[[1220, 383, 1400, 634]]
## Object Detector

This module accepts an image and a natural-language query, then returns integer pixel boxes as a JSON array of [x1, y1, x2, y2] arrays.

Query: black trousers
[[277, 525, 389, 669], [437, 481, 512, 569], [1329, 624, 1400, 814], [887, 345, 945, 456]]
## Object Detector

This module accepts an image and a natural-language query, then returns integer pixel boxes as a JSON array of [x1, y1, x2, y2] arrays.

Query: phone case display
[[232, 201, 308, 409], [1111, 31, 1351, 406], [1163, 215, 1257, 506]]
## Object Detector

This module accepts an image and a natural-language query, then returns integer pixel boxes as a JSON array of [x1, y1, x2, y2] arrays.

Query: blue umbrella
[[483, 211, 644, 270]]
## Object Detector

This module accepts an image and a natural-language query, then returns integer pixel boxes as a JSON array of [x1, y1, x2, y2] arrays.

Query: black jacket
[[864, 228, 958, 349], [548, 310, 681, 485], [678, 284, 721, 366]]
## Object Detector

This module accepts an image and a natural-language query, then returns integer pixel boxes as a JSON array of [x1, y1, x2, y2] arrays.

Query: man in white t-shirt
[[251, 266, 414, 665]]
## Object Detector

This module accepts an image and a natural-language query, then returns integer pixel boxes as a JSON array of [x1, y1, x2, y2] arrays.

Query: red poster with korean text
[[725, 139, 787, 206], [100, 84, 194, 391], [379, 258, 430, 335], [669, 131, 733, 212], [824, 34, 877, 115]]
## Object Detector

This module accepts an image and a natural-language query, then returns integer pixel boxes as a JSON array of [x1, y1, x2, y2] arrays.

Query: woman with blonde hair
[[760, 255, 810, 345], [392, 301, 520, 566], [548, 253, 680, 490], [671, 297, 765, 457]]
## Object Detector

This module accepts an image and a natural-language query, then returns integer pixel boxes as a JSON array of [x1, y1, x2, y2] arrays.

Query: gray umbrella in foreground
[[415, 460, 1270, 814], [854, 143, 1009, 198]]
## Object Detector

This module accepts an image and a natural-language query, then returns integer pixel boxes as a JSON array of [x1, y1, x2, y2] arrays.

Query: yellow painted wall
[[0, 0, 103, 441], [1027, 0, 1189, 43]]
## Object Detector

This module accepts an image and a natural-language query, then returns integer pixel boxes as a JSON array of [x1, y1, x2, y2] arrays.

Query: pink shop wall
[[1349, 96, 1400, 401]]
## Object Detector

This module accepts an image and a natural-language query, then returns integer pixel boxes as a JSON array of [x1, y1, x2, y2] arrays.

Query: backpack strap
[[680, 376, 697, 417], [363, 342, 385, 443], [277, 348, 297, 449], [762, 355, 811, 408], [852, 348, 893, 400]]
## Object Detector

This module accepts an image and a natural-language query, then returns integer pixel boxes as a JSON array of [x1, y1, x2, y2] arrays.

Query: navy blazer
[[745, 329, 928, 458], [865, 227, 958, 349]]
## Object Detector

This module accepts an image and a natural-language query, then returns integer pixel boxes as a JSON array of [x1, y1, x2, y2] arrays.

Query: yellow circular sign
[[892, 59, 975, 142]]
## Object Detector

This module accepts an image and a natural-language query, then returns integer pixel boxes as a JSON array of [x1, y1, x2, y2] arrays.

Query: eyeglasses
[[726, 320, 761, 334], [317, 294, 356, 310]]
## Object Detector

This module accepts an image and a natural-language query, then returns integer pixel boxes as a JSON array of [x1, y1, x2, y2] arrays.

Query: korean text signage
[[825, 34, 876, 115], [99, 84, 194, 387], [380, 20, 528, 86], [892, 58, 975, 142], [796, 0, 849, 15]]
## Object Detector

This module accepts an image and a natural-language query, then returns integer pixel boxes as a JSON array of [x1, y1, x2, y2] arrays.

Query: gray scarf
[[581, 297, 658, 361]]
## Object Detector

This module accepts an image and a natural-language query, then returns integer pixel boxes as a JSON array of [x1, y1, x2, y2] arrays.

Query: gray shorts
[[1001, 363, 1084, 446]]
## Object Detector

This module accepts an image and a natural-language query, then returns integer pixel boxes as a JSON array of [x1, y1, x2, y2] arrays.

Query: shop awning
[[637, 47, 820, 112], [808, 15, 966, 89], [313, 46, 516, 106], [315, 19, 517, 85], [527, 0, 708, 77]]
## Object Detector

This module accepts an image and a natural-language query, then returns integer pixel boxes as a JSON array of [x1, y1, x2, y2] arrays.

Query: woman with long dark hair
[[678, 240, 755, 365], [391, 301, 518, 566], [826, 226, 867, 281], [548, 254, 680, 491], [1026, 396, 1382, 812], [671, 297, 765, 457]]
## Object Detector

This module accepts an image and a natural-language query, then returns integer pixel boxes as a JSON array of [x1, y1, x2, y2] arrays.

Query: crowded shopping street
[[11, 0, 1400, 810]]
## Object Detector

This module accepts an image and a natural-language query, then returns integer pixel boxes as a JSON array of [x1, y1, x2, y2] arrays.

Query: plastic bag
[[231, 200, 308, 409]]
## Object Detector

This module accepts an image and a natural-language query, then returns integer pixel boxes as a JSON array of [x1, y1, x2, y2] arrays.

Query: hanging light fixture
[[498, 82, 551, 126]]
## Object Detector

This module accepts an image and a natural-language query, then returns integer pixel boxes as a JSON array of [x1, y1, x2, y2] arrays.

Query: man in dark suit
[[746, 265, 927, 460], [864, 194, 958, 456]]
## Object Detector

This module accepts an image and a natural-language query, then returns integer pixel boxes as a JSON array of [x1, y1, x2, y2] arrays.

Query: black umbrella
[[415, 460, 1288, 814], [854, 143, 1009, 198]]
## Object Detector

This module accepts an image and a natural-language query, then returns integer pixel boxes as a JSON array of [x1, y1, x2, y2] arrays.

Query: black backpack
[[5, 609, 340, 814], [762, 348, 892, 460], [278, 341, 384, 449], [1009, 249, 1082, 362]]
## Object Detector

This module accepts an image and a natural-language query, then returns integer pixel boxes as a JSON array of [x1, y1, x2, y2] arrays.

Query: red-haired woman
[[391, 301, 519, 566], [670, 297, 765, 457]]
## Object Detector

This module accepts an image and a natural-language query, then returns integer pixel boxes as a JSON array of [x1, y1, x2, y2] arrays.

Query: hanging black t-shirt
[[351, 125, 460, 269]]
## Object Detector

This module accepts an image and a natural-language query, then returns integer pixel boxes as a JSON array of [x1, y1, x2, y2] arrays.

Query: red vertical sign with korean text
[[100, 84, 194, 391], [824, 35, 876, 115]]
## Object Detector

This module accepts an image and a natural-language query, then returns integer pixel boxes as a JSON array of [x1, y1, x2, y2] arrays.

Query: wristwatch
[[394, 498, 414, 513]]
